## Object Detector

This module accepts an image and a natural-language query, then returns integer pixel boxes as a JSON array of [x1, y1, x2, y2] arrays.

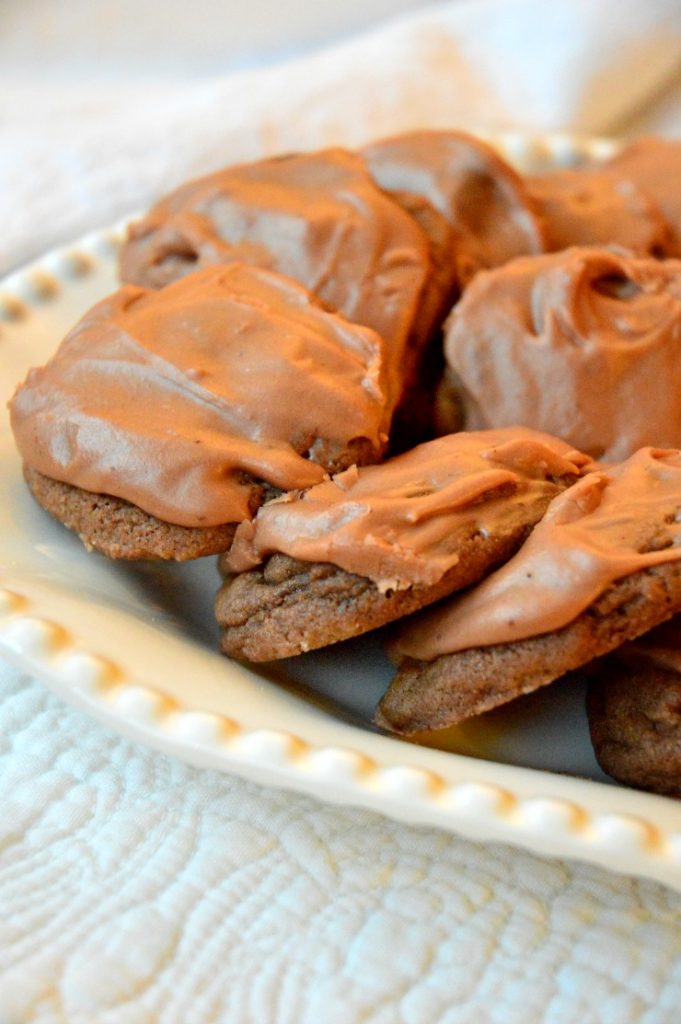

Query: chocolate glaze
[[9, 264, 390, 528], [445, 247, 681, 460], [223, 427, 590, 590], [394, 448, 681, 661]]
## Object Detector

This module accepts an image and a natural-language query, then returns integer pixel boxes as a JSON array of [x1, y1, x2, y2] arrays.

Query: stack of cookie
[[9, 131, 681, 797]]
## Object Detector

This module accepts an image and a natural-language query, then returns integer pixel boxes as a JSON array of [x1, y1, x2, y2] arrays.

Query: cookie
[[118, 148, 437, 412], [10, 264, 391, 560], [443, 247, 681, 460], [361, 129, 546, 287], [527, 166, 670, 254], [22, 465, 242, 561], [586, 618, 681, 796], [378, 449, 681, 736], [215, 427, 589, 660]]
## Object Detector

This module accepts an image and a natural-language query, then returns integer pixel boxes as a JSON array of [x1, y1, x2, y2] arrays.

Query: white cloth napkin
[[2, 0, 681, 274], [3, 2, 681, 1020]]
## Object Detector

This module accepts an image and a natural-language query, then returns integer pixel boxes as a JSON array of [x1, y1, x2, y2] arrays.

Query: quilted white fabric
[[3, 1, 681, 1020], [3, 662, 681, 1024]]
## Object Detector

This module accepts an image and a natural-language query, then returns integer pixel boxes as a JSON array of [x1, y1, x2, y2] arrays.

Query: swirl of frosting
[[9, 264, 390, 528], [223, 427, 590, 590], [527, 167, 670, 254], [361, 130, 546, 285], [118, 148, 432, 406], [444, 247, 681, 461], [393, 448, 681, 661]]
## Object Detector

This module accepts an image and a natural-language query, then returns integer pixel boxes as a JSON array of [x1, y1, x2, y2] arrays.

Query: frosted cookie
[[9, 264, 390, 560], [118, 148, 436, 411], [443, 247, 681, 460], [527, 166, 670, 254], [215, 428, 589, 660], [361, 129, 546, 287], [587, 618, 681, 796], [602, 138, 681, 258], [377, 449, 681, 736]]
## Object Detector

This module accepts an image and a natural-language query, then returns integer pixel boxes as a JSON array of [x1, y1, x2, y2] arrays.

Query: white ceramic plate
[[3, 133, 681, 893]]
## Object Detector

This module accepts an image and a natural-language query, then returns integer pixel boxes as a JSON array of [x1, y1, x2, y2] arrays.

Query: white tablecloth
[[3, 2, 681, 1020]]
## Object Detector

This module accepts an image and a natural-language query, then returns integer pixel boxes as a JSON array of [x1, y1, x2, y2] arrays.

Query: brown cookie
[[377, 450, 681, 736], [10, 264, 392, 560], [118, 148, 437, 414], [586, 618, 681, 796], [217, 525, 541, 662], [23, 465, 242, 561], [377, 561, 681, 736], [215, 428, 588, 661]]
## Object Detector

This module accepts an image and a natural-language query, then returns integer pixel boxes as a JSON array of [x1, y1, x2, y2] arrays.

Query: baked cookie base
[[376, 560, 681, 736], [215, 514, 547, 662], [587, 655, 681, 797], [24, 466, 238, 561]]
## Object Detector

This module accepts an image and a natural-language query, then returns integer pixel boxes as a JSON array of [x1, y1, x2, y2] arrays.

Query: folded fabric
[[2, 0, 680, 273]]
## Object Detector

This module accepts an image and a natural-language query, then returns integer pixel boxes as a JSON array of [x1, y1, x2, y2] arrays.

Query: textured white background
[[4, 664, 681, 1024], [2, 1, 681, 1021]]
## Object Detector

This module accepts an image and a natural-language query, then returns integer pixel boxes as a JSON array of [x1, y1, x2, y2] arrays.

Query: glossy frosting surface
[[394, 448, 681, 660], [445, 247, 681, 460], [10, 264, 389, 527], [224, 427, 590, 589]]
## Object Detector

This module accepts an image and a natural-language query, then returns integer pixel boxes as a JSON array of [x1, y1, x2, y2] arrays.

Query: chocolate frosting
[[223, 427, 590, 590], [9, 264, 390, 528], [119, 148, 432, 405], [361, 130, 545, 285], [394, 448, 681, 661], [444, 247, 681, 460], [603, 138, 681, 258], [527, 167, 670, 254]]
